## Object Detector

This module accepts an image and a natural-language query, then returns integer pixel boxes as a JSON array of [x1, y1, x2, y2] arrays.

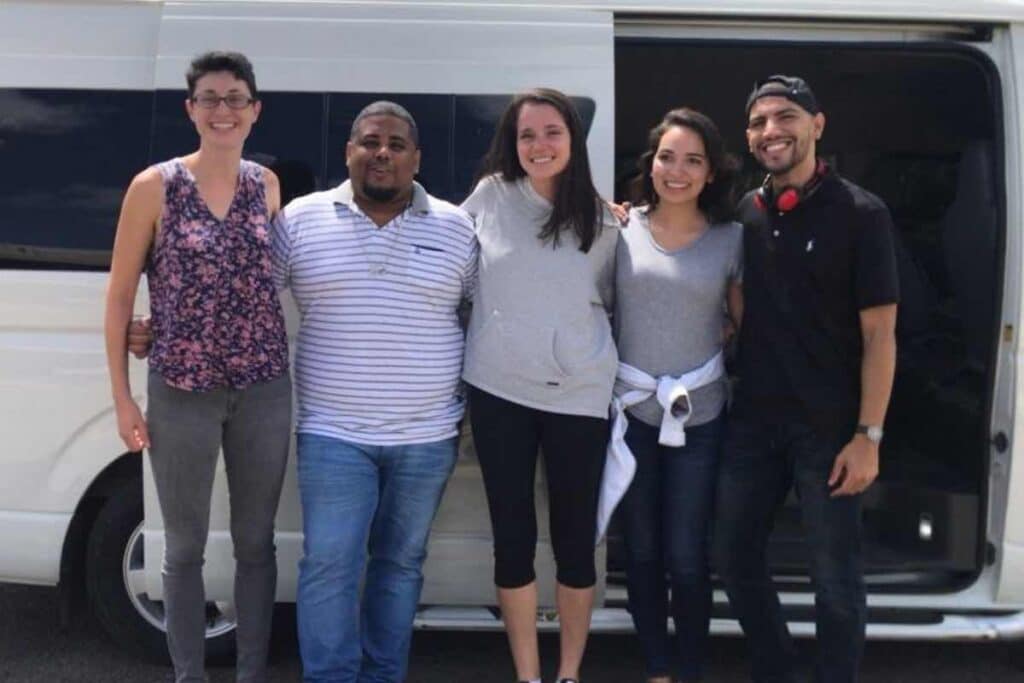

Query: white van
[[1, 0, 1022, 663]]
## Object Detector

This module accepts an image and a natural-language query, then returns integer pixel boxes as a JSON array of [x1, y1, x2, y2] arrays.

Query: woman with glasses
[[104, 51, 291, 683]]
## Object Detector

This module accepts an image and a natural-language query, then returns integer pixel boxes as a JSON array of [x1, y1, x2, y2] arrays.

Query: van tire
[[84, 477, 237, 664]]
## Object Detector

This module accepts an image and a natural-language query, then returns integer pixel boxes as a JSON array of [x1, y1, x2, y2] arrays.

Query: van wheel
[[84, 477, 237, 663]]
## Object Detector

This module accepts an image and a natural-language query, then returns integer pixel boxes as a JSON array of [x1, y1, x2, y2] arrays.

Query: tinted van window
[[0, 89, 151, 269]]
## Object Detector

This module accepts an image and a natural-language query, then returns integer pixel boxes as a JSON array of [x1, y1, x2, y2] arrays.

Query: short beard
[[763, 157, 796, 176], [362, 182, 400, 202], [760, 139, 808, 177]]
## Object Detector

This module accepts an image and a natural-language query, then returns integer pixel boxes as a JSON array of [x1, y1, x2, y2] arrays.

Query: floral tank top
[[148, 158, 289, 391]]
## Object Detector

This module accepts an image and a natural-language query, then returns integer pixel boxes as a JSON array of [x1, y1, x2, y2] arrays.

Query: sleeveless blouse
[[147, 158, 289, 391]]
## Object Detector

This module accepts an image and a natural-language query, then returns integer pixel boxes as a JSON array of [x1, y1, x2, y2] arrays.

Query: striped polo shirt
[[271, 180, 479, 445]]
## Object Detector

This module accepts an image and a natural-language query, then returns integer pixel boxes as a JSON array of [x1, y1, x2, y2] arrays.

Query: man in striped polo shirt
[[271, 101, 479, 683]]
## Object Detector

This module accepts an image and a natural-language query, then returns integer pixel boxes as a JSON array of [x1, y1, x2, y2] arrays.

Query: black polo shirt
[[732, 168, 900, 434]]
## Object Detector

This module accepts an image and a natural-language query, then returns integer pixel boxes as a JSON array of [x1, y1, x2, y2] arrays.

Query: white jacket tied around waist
[[595, 351, 726, 543]]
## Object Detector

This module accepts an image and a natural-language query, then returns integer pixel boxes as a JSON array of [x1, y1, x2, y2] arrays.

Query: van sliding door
[[990, 24, 1024, 606]]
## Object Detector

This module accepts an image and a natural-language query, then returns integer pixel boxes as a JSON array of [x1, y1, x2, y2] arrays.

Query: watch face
[[858, 424, 884, 442]]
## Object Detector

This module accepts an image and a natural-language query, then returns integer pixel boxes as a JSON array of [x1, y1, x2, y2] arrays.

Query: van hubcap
[[122, 523, 237, 638]]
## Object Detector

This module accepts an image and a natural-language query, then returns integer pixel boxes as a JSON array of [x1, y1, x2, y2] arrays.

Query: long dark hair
[[632, 107, 738, 224], [476, 88, 603, 252]]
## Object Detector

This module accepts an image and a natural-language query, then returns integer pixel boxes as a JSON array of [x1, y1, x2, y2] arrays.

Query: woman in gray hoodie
[[460, 88, 619, 683]]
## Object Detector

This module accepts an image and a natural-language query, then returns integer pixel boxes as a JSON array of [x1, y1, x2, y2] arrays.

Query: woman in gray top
[[614, 108, 742, 683], [461, 88, 618, 683]]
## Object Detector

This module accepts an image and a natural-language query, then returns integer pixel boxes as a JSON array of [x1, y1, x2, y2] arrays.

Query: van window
[[0, 88, 597, 268], [0, 89, 152, 270]]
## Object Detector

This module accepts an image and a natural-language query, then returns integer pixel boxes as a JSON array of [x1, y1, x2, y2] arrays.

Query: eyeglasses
[[191, 93, 256, 110]]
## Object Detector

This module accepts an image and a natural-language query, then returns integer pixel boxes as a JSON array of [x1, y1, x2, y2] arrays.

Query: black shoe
[[557, 679, 579, 683]]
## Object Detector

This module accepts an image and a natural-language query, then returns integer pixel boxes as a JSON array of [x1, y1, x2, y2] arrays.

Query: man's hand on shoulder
[[828, 436, 879, 497]]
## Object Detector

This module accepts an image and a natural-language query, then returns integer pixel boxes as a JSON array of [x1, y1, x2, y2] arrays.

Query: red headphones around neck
[[753, 159, 828, 213]]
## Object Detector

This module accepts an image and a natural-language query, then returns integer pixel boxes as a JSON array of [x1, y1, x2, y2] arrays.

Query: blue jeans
[[295, 433, 458, 683], [713, 418, 866, 683], [618, 413, 723, 682]]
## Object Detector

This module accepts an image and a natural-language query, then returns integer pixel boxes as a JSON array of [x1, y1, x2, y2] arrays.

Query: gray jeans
[[147, 371, 292, 683]]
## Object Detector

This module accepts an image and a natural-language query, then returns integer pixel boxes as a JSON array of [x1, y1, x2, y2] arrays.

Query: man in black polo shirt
[[714, 76, 899, 683]]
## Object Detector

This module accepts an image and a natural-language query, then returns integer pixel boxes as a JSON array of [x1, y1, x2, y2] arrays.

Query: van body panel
[[0, 1, 159, 89], [0, 272, 145, 511], [47, 0, 1024, 25], [0, 511, 70, 585], [0, 270, 147, 583]]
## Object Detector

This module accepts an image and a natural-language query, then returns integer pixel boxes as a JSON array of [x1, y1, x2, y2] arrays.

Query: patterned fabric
[[148, 158, 289, 391]]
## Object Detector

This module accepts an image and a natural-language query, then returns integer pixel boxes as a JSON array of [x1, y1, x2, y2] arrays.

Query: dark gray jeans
[[147, 371, 292, 683]]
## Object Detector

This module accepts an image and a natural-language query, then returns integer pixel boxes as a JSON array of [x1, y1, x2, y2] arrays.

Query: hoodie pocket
[[469, 309, 569, 386], [551, 311, 616, 379]]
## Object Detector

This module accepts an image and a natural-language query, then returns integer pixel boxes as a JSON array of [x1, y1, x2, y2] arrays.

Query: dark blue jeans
[[618, 413, 723, 682], [713, 418, 866, 683]]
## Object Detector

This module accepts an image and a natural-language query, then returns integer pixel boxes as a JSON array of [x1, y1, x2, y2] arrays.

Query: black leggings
[[468, 385, 608, 589]]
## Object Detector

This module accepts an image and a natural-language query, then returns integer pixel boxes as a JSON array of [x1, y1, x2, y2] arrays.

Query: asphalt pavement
[[1, 584, 1021, 682]]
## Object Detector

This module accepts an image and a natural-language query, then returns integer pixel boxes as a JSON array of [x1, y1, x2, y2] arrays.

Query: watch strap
[[855, 423, 883, 442]]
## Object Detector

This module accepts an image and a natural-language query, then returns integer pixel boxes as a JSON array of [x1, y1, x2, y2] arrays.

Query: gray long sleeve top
[[460, 175, 619, 418]]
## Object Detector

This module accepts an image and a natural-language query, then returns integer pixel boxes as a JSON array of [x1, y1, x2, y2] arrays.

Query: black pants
[[713, 417, 866, 683], [468, 385, 608, 589]]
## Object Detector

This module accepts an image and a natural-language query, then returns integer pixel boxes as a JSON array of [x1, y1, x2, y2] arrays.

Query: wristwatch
[[855, 424, 884, 444]]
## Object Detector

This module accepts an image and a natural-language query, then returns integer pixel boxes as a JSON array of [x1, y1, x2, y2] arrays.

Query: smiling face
[[515, 101, 571, 198], [185, 71, 260, 150], [650, 124, 713, 208], [746, 95, 824, 183], [346, 114, 421, 206]]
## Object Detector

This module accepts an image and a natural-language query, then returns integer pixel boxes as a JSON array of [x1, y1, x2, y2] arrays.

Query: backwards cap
[[746, 75, 820, 116]]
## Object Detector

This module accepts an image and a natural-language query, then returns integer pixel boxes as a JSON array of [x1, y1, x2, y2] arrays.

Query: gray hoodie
[[461, 175, 619, 418]]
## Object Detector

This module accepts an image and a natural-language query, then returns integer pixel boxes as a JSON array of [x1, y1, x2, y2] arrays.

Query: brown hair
[[476, 88, 604, 252]]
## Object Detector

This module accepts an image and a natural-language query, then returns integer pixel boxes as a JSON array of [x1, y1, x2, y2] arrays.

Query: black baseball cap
[[745, 75, 820, 116]]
